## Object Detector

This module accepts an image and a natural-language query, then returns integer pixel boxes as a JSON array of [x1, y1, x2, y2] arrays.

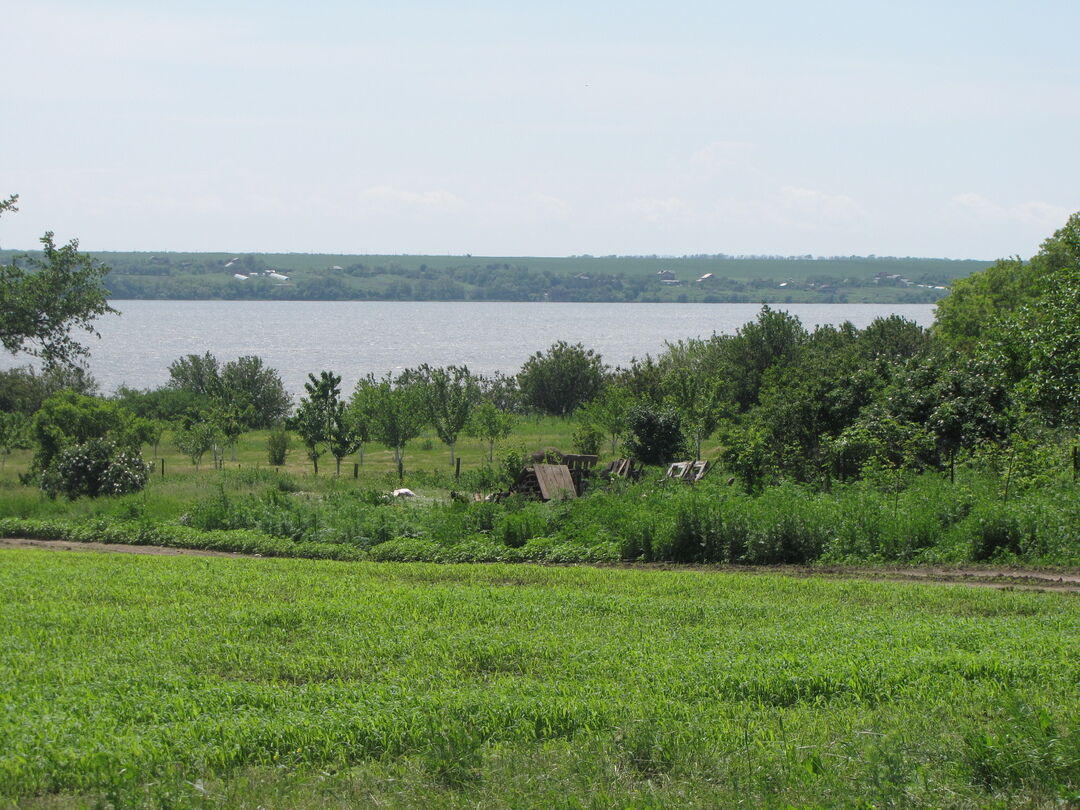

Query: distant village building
[[268, 272, 289, 281], [233, 273, 248, 281], [656, 269, 676, 281], [696, 273, 714, 283]]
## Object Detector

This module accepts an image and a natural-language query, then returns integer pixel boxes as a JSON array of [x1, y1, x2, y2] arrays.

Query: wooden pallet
[[665, 460, 710, 482]]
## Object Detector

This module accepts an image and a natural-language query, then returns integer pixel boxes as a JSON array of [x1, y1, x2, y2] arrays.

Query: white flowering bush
[[40, 439, 151, 500]]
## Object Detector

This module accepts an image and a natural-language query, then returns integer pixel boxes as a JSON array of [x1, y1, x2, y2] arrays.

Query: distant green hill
[[0, 250, 989, 304]]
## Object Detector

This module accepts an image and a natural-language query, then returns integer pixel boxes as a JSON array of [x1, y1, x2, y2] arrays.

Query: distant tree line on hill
[[0, 250, 973, 304]]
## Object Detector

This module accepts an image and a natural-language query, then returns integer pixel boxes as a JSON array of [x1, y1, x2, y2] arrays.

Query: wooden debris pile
[[665, 460, 711, 482], [501, 451, 599, 501], [601, 458, 642, 481]]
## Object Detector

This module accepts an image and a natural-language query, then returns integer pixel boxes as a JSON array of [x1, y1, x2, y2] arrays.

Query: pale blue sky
[[3, 0, 1078, 259]]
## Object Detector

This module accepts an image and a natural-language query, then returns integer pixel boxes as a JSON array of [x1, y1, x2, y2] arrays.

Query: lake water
[[3, 300, 937, 396]]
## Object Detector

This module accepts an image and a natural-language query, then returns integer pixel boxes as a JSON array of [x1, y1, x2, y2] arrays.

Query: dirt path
[[3, 537, 1079, 593], [0, 537, 255, 558]]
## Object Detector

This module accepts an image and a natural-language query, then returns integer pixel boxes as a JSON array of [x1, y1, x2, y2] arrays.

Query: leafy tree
[[663, 367, 723, 459], [206, 403, 247, 466], [113, 385, 210, 422], [166, 353, 289, 429], [0, 411, 30, 468], [219, 355, 291, 428], [723, 306, 807, 411], [610, 355, 667, 405], [327, 403, 360, 475], [294, 371, 341, 475], [355, 373, 427, 475], [934, 212, 1080, 352], [346, 389, 374, 466], [517, 341, 606, 416], [0, 364, 98, 414], [571, 420, 604, 455], [466, 400, 515, 462], [1011, 265, 1080, 427], [477, 371, 522, 413], [173, 419, 219, 471], [30, 391, 148, 477], [167, 352, 222, 398], [624, 404, 685, 465], [577, 385, 635, 455], [0, 194, 116, 367], [418, 365, 480, 466]]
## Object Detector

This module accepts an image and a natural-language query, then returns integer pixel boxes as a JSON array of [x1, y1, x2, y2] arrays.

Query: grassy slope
[[1, 551, 1078, 808]]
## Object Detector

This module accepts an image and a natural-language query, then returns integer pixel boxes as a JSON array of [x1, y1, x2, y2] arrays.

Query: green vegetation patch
[[2, 551, 1079, 807]]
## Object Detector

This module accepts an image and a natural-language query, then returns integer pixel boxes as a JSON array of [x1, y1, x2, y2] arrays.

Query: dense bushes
[[39, 439, 150, 500], [7, 460, 1079, 566]]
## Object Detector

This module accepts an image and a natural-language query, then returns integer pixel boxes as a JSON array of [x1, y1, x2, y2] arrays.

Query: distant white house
[[656, 269, 676, 281], [268, 272, 289, 281], [233, 273, 247, 281], [330, 265, 344, 271], [696, 273, 714, 283]]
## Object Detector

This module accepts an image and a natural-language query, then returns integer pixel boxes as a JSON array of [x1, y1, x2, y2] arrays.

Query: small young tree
[[327, 403, 360, 476], [420, 365, 480, 466], [578, 385, 635, 455], [356, 372, 427, 477], [294, 371, 342, 475], [267, 424, 290, 466], [174, 419, 219, 472], [663, 367, 724, 459], [466, 400, 515, 462], [347, 385, 374, 466]]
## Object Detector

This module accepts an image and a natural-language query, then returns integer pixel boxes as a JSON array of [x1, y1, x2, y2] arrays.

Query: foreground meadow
[[1, 551, 1078, 808]]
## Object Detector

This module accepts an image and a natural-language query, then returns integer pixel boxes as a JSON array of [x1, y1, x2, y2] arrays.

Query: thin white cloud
[[949, 192, 1071, 229], [356, 186, 464, 209], [690, 141, 757, 172], [627, 196, 694, 224], [775, 186, 867, 225]]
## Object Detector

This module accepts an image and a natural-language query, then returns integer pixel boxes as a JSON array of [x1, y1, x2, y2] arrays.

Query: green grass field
[[1, 551, 1078, 808]]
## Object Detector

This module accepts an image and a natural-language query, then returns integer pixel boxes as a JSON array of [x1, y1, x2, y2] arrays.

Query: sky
[[2, 0, 1078, 260]]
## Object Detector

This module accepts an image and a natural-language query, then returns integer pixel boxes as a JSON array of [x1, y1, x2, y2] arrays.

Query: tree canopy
[[0, 195, 115, 368]]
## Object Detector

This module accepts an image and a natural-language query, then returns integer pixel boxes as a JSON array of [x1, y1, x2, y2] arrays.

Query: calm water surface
[[4, 300, 937, 396]]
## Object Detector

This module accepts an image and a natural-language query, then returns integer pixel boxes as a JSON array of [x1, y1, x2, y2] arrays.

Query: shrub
[[572, 421, 603, 456], [40, 439, 150, 500], [624, 405, 685, 465], [267, 425, 290, 466]]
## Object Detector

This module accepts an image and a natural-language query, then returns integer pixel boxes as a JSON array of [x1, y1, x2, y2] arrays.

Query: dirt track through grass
[[4, 537, 1079, 593]]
